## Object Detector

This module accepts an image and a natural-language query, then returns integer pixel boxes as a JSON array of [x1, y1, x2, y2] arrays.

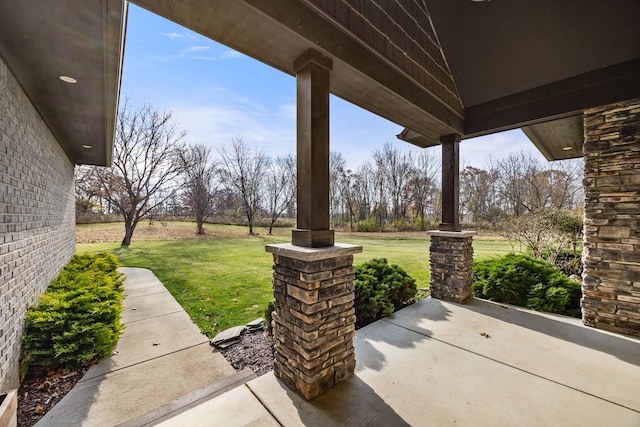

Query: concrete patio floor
[[160, 297, 640, 426]]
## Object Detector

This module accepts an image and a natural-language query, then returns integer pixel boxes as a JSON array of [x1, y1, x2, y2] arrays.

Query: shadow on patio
[[159, 297, 640, 426]]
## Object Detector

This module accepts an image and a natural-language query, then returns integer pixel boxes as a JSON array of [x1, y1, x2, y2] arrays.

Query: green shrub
[[355, 217, 379, 232], [21, 253, 125, 371], [473, 253, 581, 317], [355, 258, 418, 328]]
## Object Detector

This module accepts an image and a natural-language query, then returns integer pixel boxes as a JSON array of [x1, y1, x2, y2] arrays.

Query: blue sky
[[120, 4, 544, 169]]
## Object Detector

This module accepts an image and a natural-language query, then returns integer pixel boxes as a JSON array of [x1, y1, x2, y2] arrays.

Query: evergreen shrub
[[354, 258, 417, 328], [472, 253, 581, 318], [21, 253, 125, 371]]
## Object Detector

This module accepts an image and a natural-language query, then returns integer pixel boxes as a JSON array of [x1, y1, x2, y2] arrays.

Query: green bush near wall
[[21, 253, 125, 371], [354, 258, 418, 328], [473, 253, 581, 318]]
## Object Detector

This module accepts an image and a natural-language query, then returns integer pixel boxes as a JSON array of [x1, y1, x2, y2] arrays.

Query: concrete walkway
[[36, 267, 242, 426], [160, 297, 640, 427]]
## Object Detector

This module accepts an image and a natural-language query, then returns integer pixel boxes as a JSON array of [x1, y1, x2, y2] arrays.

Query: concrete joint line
[[79, 341, 211, 383], [246, 384, 285, 427]]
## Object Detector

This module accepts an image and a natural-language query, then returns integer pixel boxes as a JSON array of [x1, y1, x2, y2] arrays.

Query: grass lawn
[[77, 222, 514, 337]]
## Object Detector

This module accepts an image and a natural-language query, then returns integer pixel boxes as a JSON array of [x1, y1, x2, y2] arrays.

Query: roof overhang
[[2, 0, 638, 166], [522, 116, 584, 161], [401, 0, 640, 160], [0, 0, 126, 166], [131, 0, 465, 145], [131, 0, 639, 161]]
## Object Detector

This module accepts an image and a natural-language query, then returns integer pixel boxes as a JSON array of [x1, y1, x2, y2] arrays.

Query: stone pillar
[[427, 231, 476, 303], [292, 49, 334, 248], [266, 243, 362, 400], [582, 98, 640, 338]]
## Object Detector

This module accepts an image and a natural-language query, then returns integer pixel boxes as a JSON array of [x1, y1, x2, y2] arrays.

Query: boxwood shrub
[[354, 258, 418, 328], [21, 253, 125, 371], [473, 253, 581, 318]]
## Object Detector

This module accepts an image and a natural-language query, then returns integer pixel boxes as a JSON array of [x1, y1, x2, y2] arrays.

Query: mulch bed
[[17, 365, 90, 427], [219, 330, 275, 377]]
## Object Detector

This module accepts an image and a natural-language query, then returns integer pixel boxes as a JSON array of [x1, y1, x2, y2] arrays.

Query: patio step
[[116, 368, 257, 427]]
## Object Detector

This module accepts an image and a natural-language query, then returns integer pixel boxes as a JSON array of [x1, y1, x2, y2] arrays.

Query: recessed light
[[562, 146, 573, 151], [82, 145, 92, 149], [59, 75, 77, 84]]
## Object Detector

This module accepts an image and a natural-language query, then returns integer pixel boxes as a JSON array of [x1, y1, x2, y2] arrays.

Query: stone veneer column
[[582, 98, 640, 338], [427, 231, 476, 303], [265, 243, 362, 400]]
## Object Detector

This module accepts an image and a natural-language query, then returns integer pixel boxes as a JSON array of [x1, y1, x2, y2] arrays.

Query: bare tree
[[351, 163, 376, 223], [181, 144, 219, 235], [75, 165, 103, 215], [460, 165, 500, 222], [95, 102, 187, 246], [373, 143, 411, 224], [329, 151, 346, 228], [407, 150, 439, 229], [265, 154, 296, 234], [218, 136, 268, 235], [495, 152, 582, 216]]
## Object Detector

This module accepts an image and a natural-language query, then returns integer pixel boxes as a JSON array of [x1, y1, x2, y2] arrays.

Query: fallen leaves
[[18, 365, 89, 427]]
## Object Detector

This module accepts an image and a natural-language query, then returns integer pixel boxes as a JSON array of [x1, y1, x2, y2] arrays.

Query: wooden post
[[440, 134, 461, 232], [292, 49, 335, 247]]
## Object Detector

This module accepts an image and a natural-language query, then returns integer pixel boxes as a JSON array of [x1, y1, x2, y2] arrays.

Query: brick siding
[[0, 57, 75, 392]]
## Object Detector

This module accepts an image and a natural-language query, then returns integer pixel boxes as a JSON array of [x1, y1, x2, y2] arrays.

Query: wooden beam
[[440, 134, 461, 232], [292, 49, 335, 248]]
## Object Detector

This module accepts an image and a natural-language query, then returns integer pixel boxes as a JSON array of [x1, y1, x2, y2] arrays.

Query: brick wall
[[582, 98, 640, 338], [0, 57, 76, 392]]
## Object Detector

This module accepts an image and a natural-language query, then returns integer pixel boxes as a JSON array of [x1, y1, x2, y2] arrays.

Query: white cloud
[[460, 130, 545, 169], [277, 104, 296, 121], [185, 45, 211, 52], [220, 50, 243, 59], [167, 102, 296, 156], [162, 32, 198, 40], [191, 50, 245, 61]]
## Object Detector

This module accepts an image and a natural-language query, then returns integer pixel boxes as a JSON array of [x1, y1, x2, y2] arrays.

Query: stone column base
[[427, 231, 476, 303], [265, 243, 363, 400]]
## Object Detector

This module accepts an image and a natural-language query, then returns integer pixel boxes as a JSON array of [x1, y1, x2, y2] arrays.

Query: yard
[[76, 222, 513, 336]]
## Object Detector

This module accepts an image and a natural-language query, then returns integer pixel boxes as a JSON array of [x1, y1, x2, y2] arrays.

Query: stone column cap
[[266, 242, 362, 261], [426, 230, 477, 238]]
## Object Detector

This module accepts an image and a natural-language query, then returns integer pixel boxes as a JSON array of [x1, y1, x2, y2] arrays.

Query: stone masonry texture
[[0, 57, 75, 392], [582, 98, 640, 338], [429, 233, 474, 303], [270, 252, 357, 400]]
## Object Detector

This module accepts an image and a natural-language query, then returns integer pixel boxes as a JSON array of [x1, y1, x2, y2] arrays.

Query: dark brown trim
[[464, 59, 640, 138], [440, 134, 461, 232]]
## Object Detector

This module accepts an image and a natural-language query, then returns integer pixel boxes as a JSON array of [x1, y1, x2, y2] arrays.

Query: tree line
[[75, 103, 584, 246]]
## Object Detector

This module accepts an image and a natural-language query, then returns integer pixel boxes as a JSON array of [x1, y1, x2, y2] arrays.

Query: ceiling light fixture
[[82, 145, 92, 149], [59, 75, 77, 84], [562, 146, 573, 151]]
